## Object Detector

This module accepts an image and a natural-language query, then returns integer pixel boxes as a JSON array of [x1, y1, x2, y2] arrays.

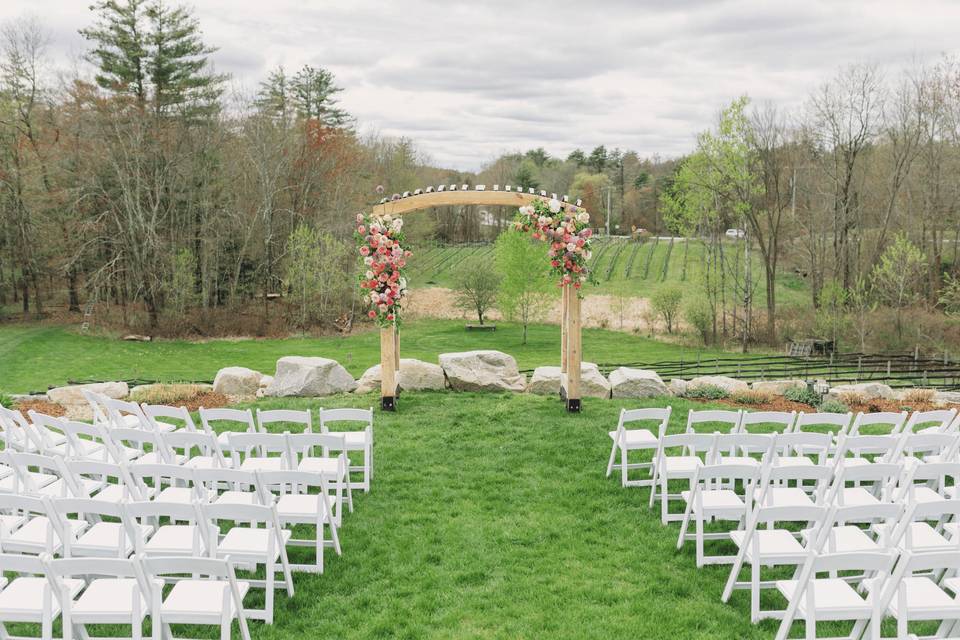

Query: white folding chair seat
[[869, 549, 960, 638], [777, 577, 872, 616], [163, 431, 226, 470], [319, 407, 375, 492], [728, 528, 805, 558], [227, 432, 291, 473], [808, 503, 904, 556], [0, 554, 83, 638], [64, 459, 140, 503], [758, 465, 832, 511], [122, 502, 209, 558], [193, 468, 259, 506], [129, 464, 197, 504], [54, 499, 151, 559], [55, 418, 113, 461], [141, 556, 251, 640], [3, 517, 88, 555]]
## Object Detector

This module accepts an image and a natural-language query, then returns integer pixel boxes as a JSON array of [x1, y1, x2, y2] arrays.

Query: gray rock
[[265, 357, 357, 397], [438, 350, 526, 392], [828, 382, 894, 401], [354, 359, 447, 395], [668, 379, 688, 397], [751, 379, 807, 396], [527, 363, 611, 398], [48, 381, 129, 406], [934, 391, 960, 406], [688, 376, 749, 394], [609, 368, 669, 398], [212, 367, 264, 396]]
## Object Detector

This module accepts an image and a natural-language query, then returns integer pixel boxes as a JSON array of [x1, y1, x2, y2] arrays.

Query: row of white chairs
[[606, 405, 960, 639], [606, 406, 959, 488], [1, 401, 375, 492]]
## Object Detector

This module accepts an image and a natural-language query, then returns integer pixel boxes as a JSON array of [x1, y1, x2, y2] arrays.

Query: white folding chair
[[648, 430, 715, 524], [53, 498, 151, 559], [893, 460, 960, 505], [227, 432, 291, 473], [141, 403, 198, 433], [0, 451, 58, 496], [0, 495, 86, 556], [102, 398, 170, 433], [106, 427, 179, 466], [0, 552, 83, 640], [811, 502, 904, 555], [199, 408, 258, 447], [286, 432, 352, 523], [129, 464, 199, 504], [255, 470, 341, 574], [140, 555, 251, 640], [873, 549, 960, 639], [162, 430, 227, 470], [769, 431, 832, 468], [791, 410, 853, 436], [55, 419, 114, 462], [44, 556, 148, 640], [676, 463, 761, 566], [200, 502, 294, 624], [737, 410, 796, 434], [775, 550, 896, 640], [605, 407, 671, 488], [256, 409, 311, 434], [121, 501, 210, 558], [62, 459, 141, 502], [905, 408, 959, 434], [193, 467, 260, 506], [832, 433, 902, 469], [685, 409, 741, 434], [757, 463, 833, 510], [319, 407, 374, 493], [26, 413, 105, 460], [4, 452, 85, 499], [722, 503, 830, 622], [848, 411, 909, 436], [826, 462, 901, 509], [0, 407, 43, 454], [892, 432, 959, 467], [710, 432, 775, 468]]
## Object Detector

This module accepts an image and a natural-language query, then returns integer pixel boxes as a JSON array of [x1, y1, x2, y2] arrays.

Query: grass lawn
[[0, 319, 730, 394], [207, 392, 783, 639]]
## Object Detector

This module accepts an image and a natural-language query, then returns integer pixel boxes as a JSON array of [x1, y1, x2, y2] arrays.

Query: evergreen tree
[[567, 149, 586, 165], [290, 65, 349, 126], [80, 0, 150, 105], [587, 145, 608, 173], [255, 65, 291, 121]]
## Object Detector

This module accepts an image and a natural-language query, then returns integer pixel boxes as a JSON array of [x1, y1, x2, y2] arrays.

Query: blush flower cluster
[[514, 198, 593, 288], [355, 211, 410, 326]]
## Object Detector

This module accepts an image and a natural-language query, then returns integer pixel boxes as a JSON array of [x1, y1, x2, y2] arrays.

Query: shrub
[[783, 386, 820, 407], [901, 388, 936, 405], [686, 384, 729, 400], [651, 286, 683, 334], [730, 390, 773, 406], [818, 398, 850, 413], [683, 297, 714, 345], [0, 394, 12, 409]]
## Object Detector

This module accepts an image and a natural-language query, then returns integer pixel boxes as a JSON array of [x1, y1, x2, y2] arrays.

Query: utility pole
[[606, 187, 613, 236]]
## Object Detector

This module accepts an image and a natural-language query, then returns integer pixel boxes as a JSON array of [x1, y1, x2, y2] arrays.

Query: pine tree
[[290, 65, 349, 126], [80, 0, 150, 105], [255, 66, 291, 121]]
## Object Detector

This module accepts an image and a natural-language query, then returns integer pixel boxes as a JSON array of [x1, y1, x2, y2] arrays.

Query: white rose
[[548, 198, 562, 213], [566, 242, 576, 252], [365, 270, 374, 279], [584, 251, 592, 260], [399, 277, 407, 290], [364, 257, 373, 265], [577, 212, 590, 223]]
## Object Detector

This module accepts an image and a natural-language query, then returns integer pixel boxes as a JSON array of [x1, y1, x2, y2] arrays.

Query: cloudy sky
[[3, 0, 959, 170]]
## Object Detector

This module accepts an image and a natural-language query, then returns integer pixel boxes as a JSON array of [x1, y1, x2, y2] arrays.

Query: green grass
[[406, 238, 811, 308], [0, 319, 731, 394]]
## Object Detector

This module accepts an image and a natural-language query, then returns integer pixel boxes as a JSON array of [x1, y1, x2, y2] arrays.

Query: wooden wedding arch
[[369, 186, 585, 412]]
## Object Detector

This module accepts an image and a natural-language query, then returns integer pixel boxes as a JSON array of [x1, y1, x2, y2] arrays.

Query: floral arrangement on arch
[[514, 197, 594, 289], [355, 211, 410, 326]]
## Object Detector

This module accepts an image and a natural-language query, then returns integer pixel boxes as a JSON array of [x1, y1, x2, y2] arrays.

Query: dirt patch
[[15, 399, 66, 417], [178, 391, 230, 412], [405, 286, 659, 333], [686, 394, 960, 415], [688, 395, 815, 413]]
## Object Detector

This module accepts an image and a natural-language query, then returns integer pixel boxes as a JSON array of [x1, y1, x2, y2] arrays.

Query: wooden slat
[[380, 327, 398, 399], [372, 190, 584, 216]]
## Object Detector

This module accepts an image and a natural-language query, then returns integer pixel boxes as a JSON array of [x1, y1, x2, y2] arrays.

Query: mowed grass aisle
[[250, 392, 776, 640]]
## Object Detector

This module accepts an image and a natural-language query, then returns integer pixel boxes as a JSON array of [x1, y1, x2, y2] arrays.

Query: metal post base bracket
[[381, 396, 396, 411], [566, 398, 581, 413]]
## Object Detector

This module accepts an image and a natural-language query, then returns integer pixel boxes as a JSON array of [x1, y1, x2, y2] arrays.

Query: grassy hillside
[[0, 319, 730, 393], [407, 237, 810, 307]]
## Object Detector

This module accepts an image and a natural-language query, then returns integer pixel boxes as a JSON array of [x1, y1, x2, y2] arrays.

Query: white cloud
[[2, 0, 959, 170]]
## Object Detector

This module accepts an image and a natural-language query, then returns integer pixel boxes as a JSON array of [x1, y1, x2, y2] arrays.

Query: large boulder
[[438, 350, 526, 392], [212, 367, 264, 396], [688, 375, 749, 394], [668, 379, 688, 397], [48, 381, 129, 406], [527, 363, 611, 398], [354, 359, 447, 395], [609, 368, 669, 398], [934, 391, 960, 407], [264, 357, 357, 397], [751, 379, 806, 396], [828, 382, 894, 401]]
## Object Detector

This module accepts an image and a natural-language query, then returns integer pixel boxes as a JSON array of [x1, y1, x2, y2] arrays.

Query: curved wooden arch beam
[[371, 188, 586, 217]]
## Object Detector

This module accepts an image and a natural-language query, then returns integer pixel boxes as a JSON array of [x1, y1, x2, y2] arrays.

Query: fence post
[[857, 356, 862, 382], [715, 358, 719, 374], [887, 360, 891, 377]]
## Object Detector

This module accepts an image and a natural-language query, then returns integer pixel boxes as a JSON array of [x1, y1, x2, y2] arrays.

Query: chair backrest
[[896, 432, 958, 461], [0, 406, 34, 452], [200, 502, 284, 544], [694, 463, 761, 484], [827, 462, 902, 505], [318, 407, 373, 433], [904, 408, 959, 434], [255, 469, 332, 501], [822, 502, 904, 545], [848, 411, 909, 436], [25, 411, 71, 454], [226, 431, 290, 466], [833, 433, 901, 464], [286, 432, 348, 461], [121, 501, 207, 554], [64, 458, 140, 500], [771, 431, 832, 460], [128, 463, 197, 499], [759, 464, 834, 503], [51, 498, 129, 557], [791, 411, 852, 434], [58, 418, 115, 461], [101, 397, 151, 430], [685, 409, 741, 433], [738, 410, 796, 434], [617, 407, 671, 431], [658, 431, 716, 455], [108, 427, 174, 464], [256, 409, 311, 433], [81, 390, 111, 426], [199, 407, 257, 437], [193, 467, 259, 502], [4, 451, 79, 497], [0, 494, 65, 550], [162, 430, 226, 467], [141, 403, 198, 433], [0, 551, 48, 576], [711, 432, 774, 459]]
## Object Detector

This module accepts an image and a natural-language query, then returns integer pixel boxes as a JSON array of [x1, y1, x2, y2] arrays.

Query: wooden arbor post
[[562, 283, 582, 412], [380, 324, 399, 411]]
